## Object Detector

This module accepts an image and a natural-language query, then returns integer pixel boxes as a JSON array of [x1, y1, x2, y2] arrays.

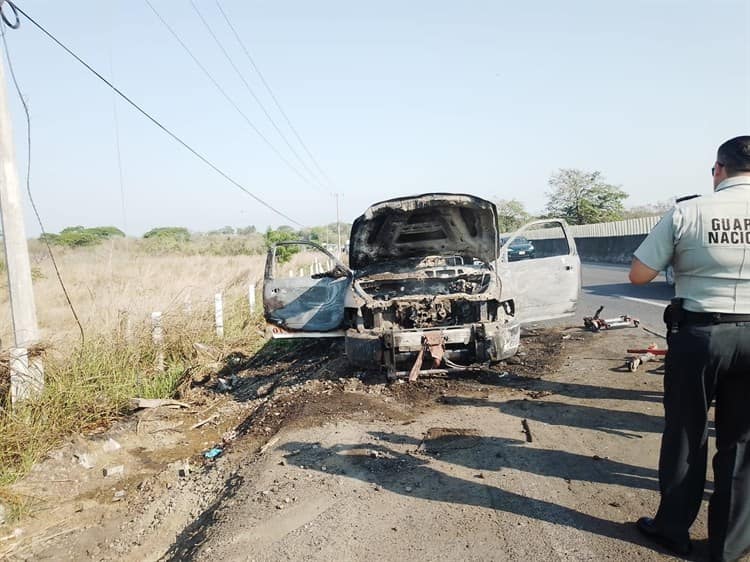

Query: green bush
[[265, 227, 302, 263], [40, 226, 126, 248], [143, 227, 190, 242]]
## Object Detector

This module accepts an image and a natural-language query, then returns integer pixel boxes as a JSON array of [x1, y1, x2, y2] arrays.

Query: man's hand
[[629, 257, 660, 285]]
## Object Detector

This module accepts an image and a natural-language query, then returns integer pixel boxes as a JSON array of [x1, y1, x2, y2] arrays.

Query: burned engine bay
[[352, 255, 502, 330]]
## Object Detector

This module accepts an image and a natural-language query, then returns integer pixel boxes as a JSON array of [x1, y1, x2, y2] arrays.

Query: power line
[[6, 0, 305, 227], [144, 0, 322, 193], [189, 0, 327, 192], [215, 0, 337, 189]]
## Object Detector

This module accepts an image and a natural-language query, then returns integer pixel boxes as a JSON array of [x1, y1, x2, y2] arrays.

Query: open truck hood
[[349, 193, 499, 270]]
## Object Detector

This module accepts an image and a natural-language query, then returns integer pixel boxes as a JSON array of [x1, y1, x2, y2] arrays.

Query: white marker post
[[214, 292, 224, 337], [151, 311, 164, 371], [248, 282, 256, 313]]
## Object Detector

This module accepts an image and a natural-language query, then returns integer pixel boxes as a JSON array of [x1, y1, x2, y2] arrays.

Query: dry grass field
[[1, 238, 267, 346], [0, 238, 277, 487]]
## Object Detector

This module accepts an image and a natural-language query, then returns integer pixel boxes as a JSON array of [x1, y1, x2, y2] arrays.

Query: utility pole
[[0, 45, 42, 401], [333, 192, 341, 259]]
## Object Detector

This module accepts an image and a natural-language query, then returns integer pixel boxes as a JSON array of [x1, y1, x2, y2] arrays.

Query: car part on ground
[[625, 344, 667, 372]]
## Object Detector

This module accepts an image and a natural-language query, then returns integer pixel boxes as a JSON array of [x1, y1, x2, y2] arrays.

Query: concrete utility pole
[[0, 46, 41, 400]]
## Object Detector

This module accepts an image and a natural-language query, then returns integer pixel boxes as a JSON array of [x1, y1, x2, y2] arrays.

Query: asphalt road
[[577, 262, 674, 334]]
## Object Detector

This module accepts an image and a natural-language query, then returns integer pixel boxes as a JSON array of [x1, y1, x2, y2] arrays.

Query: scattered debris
[[0, 528, 23, 542], [626, 344, 667, 372], [103, 465, 124, 478], [592, 455, 609, 461], [221, 430, 238, 444], [260, 436, 280, 454], [190, 414, 219, 430], [112, 490, 127, 502], [584, 306, 640, 332], [178, 460, 191, 478], [527, 390, 552, 399], [193, 342, 221, 359], [75, 452, 95, 469], [521, 419, 533, 443], [216, 378, 232, 392], [255, 381, 275, 398], [102, 438, 121, 453], [130, 398, 190, 410], [203, 447, 223, 460]]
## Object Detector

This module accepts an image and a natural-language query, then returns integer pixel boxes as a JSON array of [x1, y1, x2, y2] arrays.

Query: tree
[[236, 225, 257, 236], [494, 198, 530, 233], [545, 169, 627, 225], [42, 225, 126, 247], [143, 227, 190, 242], [623, 199, 675, 219], [264, 227, 302, 263]]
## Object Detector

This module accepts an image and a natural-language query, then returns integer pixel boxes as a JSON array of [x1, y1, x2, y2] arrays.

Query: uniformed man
[[629, 135, 750, 562]]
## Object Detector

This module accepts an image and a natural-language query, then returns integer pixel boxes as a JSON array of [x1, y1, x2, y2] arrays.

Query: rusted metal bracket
[[408, 332, 445, 382]]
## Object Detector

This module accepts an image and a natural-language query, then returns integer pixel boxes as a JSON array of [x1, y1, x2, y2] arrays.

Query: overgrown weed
[[0, 294, 265, 490]]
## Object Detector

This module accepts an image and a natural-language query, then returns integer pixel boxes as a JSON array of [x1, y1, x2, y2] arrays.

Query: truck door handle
[[565, 265, 572, 271]]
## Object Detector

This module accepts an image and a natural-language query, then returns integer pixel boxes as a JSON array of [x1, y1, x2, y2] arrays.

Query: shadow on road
[[278, 439, 670, 556], [444, 397, 663, 438]]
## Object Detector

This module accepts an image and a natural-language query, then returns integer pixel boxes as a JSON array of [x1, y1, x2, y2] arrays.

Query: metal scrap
[[626, 344, 667, 372], [408, 332, 445, 382], [521, 419, 533, 443], [584, 306, 640, 332]]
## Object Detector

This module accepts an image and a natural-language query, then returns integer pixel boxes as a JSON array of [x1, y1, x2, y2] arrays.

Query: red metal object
[[626, 344, 666, 372]]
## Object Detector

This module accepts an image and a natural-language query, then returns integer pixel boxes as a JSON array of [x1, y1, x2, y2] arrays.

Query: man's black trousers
[[654, 321, 750, 562]]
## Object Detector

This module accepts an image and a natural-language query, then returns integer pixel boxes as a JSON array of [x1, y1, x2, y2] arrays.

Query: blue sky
[[3, 0, 749, 235]]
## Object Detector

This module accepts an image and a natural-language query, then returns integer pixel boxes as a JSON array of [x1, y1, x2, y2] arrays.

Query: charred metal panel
[[265, 276, 350, 331], [349, 194, 499, 270]]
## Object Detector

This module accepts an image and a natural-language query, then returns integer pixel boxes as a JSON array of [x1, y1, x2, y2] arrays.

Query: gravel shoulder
[[1, 326, 722, 561]]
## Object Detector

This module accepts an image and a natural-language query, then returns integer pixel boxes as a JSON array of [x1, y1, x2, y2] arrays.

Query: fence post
[[10, 347, 43, 404], [248, 282, 256, 314], [151, 311, 164, 372], [214, 292, 224, 337], [118, 309, 131, 341]]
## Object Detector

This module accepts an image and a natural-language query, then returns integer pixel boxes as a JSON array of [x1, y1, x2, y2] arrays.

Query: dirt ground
[[0, 325, 733, 561]]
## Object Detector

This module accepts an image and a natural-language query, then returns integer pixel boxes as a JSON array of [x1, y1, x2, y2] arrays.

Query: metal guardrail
[[502, 216, 661, 240]]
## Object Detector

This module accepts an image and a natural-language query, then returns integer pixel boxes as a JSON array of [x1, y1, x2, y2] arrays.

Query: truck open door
[[497, 219, 581, 325], [263, 241, 352, 337]]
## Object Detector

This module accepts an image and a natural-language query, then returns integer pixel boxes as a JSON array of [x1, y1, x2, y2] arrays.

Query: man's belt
[[682, 310, 750, 324]]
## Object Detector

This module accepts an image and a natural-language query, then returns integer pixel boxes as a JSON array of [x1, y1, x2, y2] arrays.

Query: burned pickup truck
[[263, 194, 580, 379]]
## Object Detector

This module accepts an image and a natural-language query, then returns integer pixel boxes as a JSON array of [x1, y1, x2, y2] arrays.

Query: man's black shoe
[[636, 517, 692, 556]]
